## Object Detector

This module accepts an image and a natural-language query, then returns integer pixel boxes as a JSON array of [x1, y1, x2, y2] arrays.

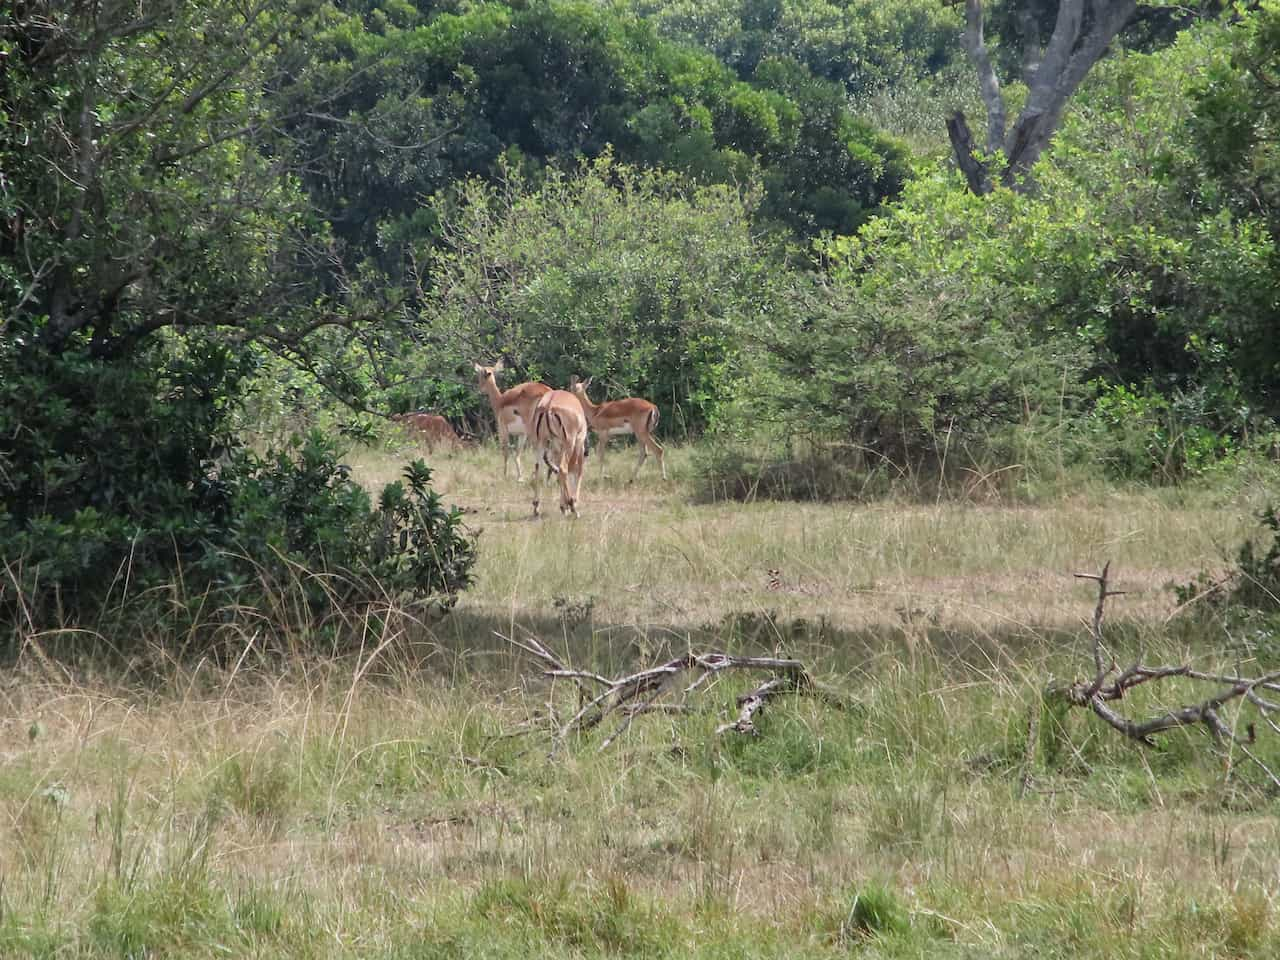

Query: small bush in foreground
[[3, 428, 476, 650]]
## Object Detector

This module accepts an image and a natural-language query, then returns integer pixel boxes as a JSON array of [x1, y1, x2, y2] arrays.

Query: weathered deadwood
[[497, 631, 850, 750], [1051, 566, 1280, 785]]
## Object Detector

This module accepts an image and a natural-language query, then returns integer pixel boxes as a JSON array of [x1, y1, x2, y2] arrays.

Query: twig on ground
[[496, 631, 851, 750], [1050, 565, 1280, 787]]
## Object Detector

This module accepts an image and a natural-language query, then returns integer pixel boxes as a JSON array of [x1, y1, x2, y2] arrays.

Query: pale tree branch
[[1050, 565, 1280, 788], [949, 0, 1139, 193], [961, 0, 1006, 153], [498, 631, 853, 752]]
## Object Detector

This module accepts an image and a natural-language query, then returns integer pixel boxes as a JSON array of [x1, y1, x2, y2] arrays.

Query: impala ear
[[493, 358, 505, 372], [568, 374, 579, 388], [472, 363, 484, 374], [581, 376, 593, 390]]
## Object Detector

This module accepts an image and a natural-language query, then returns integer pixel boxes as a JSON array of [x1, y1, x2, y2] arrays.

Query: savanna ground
[[3, 440, 1280, 958]]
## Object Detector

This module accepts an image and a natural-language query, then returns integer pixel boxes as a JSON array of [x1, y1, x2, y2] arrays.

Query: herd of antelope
[[393, 361, 666, 519]]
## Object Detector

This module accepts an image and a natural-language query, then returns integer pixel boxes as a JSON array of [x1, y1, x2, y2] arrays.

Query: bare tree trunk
[[946, 110, 994, 195], [952, 0, 1138, 193]]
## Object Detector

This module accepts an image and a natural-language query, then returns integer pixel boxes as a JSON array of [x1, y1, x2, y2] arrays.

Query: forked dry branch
[[498, 631, 850, 750], [1052, 563, 1280, 785]]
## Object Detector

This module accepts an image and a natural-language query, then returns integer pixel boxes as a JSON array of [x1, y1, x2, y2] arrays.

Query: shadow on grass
[[5, 597, 1163, 692]]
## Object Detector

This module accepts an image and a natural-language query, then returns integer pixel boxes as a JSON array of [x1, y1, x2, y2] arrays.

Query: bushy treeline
[[408, 5, 1278, 487], [397, 156, 786, 433], [287, 0, 910, 262], [3, 0, 1278, 639], [776, 5, 1279, 485]]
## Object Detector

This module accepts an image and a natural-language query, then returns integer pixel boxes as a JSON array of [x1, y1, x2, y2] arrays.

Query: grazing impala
[[473, 361, 551, 480], [390, 412, 464, 453], [569, 376, 666, 481], [528, 389, 588, 518]]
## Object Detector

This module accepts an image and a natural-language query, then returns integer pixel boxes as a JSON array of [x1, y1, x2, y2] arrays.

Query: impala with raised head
[[473, 360, 551, 480], [390, 412, 464, 453], [569, 376, 666, 481], [528, 389, 588, 518]]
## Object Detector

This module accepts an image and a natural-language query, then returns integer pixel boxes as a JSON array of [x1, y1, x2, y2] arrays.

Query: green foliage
[[284, 0, 910, 261], [840, 884, 910, 940], [712, 704, 853, 778], [1086, 381, 1233, 482], [727, 8, 1280, 488], [412, 156, 787, 433], [0, 2, 474, 641], [1042, 10, 1280, 436], [370, 459, 478, 606], [627, 0, 962, 97], [1, 370, 477, 633], [0, 1, 351, 360], [1232, 505, 1280, 612], [470, 875, 677, 956], [0, 339, 250, 617], [1175, 504, 1280, 619], [190, 433, 477, 616], [740, 176, 1091, 476]]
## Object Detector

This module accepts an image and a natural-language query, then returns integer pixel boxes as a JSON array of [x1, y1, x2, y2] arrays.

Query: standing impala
[[528, 389, 588, 518], [473, 361, 551, 480], [569, 376, 667, 481]]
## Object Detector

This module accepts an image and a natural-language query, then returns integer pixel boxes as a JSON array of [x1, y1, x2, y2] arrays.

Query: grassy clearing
[[2, 443, 1278, 958]]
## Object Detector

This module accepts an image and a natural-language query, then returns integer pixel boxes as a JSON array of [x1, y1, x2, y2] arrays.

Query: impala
[[390, 412, 464, 452], [568, 376, 666, 481], [528, 389, 588, 518], [473, 360, 551, 480]]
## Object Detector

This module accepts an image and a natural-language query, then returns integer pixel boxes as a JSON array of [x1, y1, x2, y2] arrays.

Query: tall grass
[[2, 443, 1278, 957]]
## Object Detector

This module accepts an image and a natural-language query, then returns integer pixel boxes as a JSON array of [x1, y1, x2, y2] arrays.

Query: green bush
[[409, 156, 789, 434], [1086, 382, 1234, 482], [207, 433, 476, 613], [1, 340, 475, 641], [738, 201, 1092, 479]]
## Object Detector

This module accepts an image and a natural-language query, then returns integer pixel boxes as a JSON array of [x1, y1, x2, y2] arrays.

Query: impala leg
[[512, 432, 527, 482], [630, 433, 665, 482], [652, 437, 667, 481], [558, 462, 571, 515], [560, 449, 580, 517], [597, 433, 609, 479], [629, 444, 648, 483], [530, 455, 543, 518]]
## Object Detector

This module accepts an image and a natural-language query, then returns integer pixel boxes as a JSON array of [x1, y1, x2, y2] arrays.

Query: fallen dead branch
[[1049, 562, 1280, 787], [497, 631, 851, 751]]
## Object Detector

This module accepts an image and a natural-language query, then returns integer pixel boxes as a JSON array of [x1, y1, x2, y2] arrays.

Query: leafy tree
[[1188, 0, 1279, 241], [745, 176, 1091, 470], [280, 0, 910, 267], [624, 0, 962, 96], [1042, 7, 1279, 431], [408, 156, 788, 434], [0, 1, 474, 633], [738, 6, 1279, 484]]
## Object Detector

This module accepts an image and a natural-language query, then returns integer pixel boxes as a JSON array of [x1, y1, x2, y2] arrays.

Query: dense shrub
[[408, 157, 790, 434], [723, 9, 1280, 489], [729, 180, 1092, 480], [0, 342, 475, 639], [1085, 382, 1234, 482]]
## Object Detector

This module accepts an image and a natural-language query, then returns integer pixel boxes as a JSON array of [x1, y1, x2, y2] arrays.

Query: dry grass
[[2, 440, 1278, 958], [359, 442, 1257, 631]]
